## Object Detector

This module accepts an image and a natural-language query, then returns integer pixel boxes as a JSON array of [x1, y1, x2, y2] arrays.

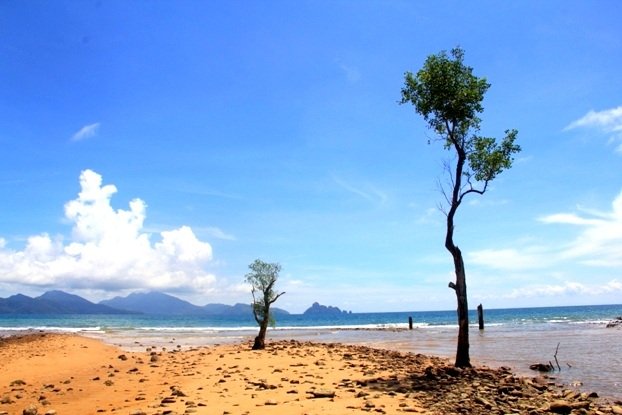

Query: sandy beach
[[1, 333, 620, 415]]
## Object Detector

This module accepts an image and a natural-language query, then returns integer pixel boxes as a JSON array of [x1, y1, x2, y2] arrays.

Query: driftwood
[[530, 342, 562, 373]]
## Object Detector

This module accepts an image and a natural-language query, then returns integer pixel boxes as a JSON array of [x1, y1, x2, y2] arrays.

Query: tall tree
[[400, 47, 520, 367], [245, 259, 285, 350]]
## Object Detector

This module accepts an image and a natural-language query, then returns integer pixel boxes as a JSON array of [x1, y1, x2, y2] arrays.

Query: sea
[[1, 304, 621, 401]]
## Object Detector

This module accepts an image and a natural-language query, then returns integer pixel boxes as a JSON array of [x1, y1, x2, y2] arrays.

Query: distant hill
[[100, 291, 204, 315], [0, 289, 291, 316], [303, 302, 351, 316], [100, 291, 290, 316], [0, 291, 132, 314]]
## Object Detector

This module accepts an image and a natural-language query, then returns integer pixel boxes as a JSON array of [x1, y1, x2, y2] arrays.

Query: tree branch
[[269, 291, 286, 305]]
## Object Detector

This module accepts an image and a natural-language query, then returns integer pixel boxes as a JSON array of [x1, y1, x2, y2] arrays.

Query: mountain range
[[0, 290, 290, 316]]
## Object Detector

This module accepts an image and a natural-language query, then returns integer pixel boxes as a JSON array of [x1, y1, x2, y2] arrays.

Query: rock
[[0, 395, 12, 404], [606, 316, 622, 328], [22, 404, 38, 415], [309, 389, 336, 398], [171, 386, 187, 397], [612, 405, 622, 415], [529, 363, 553, 372], [549, 400, 572, 414], [264, 400, 278, 405], [474, 396, 493, 409], [117, 354, 128, 361]]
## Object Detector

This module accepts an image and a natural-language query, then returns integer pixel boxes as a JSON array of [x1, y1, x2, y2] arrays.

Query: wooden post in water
[[408, 316, 413, 330], [477, 304, 484, 330]]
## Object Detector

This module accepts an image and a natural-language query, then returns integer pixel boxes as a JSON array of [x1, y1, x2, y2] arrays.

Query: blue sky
[[1, 1, 621, 313]]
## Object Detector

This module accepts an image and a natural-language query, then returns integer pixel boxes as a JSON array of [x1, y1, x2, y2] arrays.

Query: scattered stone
[[529, 363, 553, 372], [117, 354, 128, 361], [22, 404, 38, 415], [309, 389, 336, 398], [606, 316, 622, 328]]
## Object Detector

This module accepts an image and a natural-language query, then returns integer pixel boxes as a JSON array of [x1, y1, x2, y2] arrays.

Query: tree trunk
[[452, 247, 471, 367], [252, 319, 268, 350]]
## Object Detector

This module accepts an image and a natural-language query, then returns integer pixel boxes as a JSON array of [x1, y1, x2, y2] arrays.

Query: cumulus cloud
[[0, 169, 216, 292], [564, 106, 622, 152], [71, 122, 100, 141]]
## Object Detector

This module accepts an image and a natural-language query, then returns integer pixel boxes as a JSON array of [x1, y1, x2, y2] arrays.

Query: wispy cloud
[[504, 280, 622, 299], [202, 226, 236, 241], [538, 192, 622, 266], [71, 122, 100, 141], [337, 62, 361, 83], [470, 189, 622, 270], [564, 106, 622, 152], [332, 175, 388, 206]]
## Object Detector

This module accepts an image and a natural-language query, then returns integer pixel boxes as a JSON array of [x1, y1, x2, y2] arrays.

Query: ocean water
[[1, 304, 621, 400]]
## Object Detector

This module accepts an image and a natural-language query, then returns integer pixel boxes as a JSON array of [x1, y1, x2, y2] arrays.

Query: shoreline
[[1, 332, 620, 415], [4, 323, 622, 402]]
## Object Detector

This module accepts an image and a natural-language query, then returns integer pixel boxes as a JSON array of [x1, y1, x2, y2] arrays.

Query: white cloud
[[71, 122, 101, 141], [564, 106, 622, 152], [505, 280, 622, 299], [468, 247, 553, 271], [565, 106, 622, 131], [0, 169, 216, 292], [469, 190, 622, 272], [539, 190, 622, 266]]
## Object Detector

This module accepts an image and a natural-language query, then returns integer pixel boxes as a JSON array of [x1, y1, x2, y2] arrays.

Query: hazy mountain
[[37, 290, 128, 314], [0, 293, 61, 314], [100, 291, 290, 316], [100, 291, 205, 315], [0, 291, 131, 314], [0, 290, 291, 316]]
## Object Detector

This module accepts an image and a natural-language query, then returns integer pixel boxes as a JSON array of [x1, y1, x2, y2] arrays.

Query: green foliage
[[244, 259, 284, 326], [400, 47, 521, 193]]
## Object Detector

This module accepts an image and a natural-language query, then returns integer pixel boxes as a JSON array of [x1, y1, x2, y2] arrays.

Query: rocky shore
[[0, 333, 620, 414]]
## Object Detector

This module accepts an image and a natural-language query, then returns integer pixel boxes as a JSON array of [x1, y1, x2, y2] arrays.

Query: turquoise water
[[2, 304, 621, 400], [1, 304, 620, 331]]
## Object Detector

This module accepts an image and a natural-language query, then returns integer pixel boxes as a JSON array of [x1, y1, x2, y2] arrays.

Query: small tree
[[400, 47, 520, 367], [245, 259, 285, 350]]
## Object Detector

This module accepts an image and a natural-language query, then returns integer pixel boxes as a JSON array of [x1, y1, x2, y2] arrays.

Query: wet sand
[[0, 333, 619, 415]]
